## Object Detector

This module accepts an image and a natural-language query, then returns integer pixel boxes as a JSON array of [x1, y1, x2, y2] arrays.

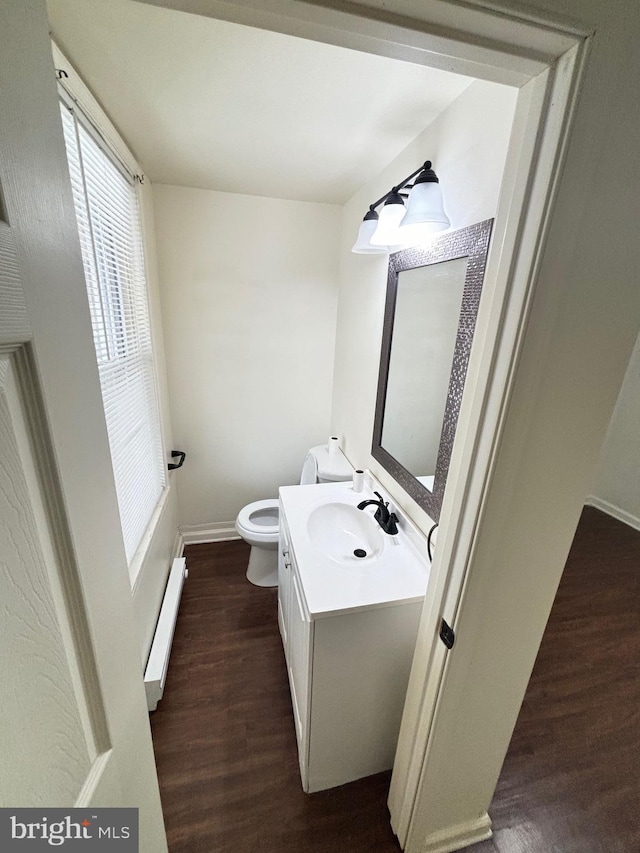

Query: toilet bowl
[[235, 444, 353, 587], [235, 499, 280, 587]]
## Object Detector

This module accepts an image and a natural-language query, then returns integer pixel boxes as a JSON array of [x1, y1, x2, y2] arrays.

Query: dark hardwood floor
[[466, 506, 640, 853], [150, 507, 640, 852], [150, 539, 401, 852]]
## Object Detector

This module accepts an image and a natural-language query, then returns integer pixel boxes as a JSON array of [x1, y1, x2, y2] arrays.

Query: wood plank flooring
[[149, 540, 401, 853], [466, 506, 640, 853], [151, 508, 640, 852]]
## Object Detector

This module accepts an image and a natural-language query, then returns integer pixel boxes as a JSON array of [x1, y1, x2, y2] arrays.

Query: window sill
[[129, 485, 172, 591]]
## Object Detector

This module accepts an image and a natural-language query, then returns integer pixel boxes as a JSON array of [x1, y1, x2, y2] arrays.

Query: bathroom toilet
[[235, 444, 353, 586]]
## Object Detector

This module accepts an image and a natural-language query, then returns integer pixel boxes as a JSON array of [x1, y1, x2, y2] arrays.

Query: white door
[[0, 3, 167, 850]]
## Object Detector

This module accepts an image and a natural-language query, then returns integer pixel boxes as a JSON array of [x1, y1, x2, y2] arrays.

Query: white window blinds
[[60, 99, 165, 565]]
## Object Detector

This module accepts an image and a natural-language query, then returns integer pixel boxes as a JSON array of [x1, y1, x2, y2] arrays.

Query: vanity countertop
[[279, 480, 430, 618]]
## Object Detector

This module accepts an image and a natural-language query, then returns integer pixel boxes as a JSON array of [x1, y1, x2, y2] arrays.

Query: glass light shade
[[352, 216, 389, 254], [399, 181, 450, 244], [396, 221, 442, 248], [370, 199, 407, 247]]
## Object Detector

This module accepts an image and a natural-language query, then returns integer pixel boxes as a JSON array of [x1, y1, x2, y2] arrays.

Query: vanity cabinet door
[[277, 513, 292, 656], [288, 565, 313, 786]]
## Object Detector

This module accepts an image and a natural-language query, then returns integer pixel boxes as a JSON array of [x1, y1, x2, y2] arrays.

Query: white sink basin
[[279, 481, 429, 616], [306, 502, 384, 565]]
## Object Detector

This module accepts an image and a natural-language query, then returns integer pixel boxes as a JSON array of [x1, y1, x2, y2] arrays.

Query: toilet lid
[[236, 499, 279, 535], [303, 444, 353, 482], [316, 445, 354, 481]]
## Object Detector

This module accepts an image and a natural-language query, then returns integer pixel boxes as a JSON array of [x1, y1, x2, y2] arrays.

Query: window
[[60, 97, 165, 565]]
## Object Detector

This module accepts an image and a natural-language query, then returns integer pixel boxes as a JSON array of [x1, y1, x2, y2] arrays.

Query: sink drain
[[353, 549, 367, 558]]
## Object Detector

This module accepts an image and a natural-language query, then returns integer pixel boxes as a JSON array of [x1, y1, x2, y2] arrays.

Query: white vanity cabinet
[[287, 564, 313, 779], [278, 512, 313, 781], [277, 516, 292, 656], [277, 486, 427, 794]]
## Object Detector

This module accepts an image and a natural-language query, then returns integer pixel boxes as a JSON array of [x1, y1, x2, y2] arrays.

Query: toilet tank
[[300, 444, 353, 485]]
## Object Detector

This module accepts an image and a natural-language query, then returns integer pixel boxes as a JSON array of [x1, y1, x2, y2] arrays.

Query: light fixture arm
[[351, 159, 448, 254], [368, 160, 435, 212]]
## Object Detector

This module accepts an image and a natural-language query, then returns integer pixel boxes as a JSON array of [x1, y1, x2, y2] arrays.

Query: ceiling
[[46, 0, 474, 204]]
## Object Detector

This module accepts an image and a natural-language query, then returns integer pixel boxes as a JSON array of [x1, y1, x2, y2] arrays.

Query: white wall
[[153, 185, 342, 527], [331, 79, 518, 529], [590, 330, 640, 527]]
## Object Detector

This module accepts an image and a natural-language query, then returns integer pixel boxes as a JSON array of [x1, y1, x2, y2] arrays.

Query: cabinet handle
[[282, 549, 289, 558], [285, 561, 291, 570]]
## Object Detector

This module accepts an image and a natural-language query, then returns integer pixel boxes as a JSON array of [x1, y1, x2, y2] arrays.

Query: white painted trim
[[180, 521, 240, 545], [585, 496, 640, 533], [391, 30, 589, 850], [141, 0, 585, 85], [74, 751, 114, 807], [172, 527, 185, 559], [130, 486, 172, 590], [10, 344, 111, 754], [421, 813, 492, 853]]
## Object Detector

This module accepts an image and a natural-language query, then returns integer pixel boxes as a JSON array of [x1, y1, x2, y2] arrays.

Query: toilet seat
[[235, 499, 279, 544], [234, 445, 354, 587]]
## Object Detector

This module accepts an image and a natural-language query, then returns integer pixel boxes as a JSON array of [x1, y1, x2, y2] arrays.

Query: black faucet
[[357, 491, 399, 535]]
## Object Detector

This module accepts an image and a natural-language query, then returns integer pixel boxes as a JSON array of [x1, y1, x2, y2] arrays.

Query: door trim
[[2, 341, 111, 755], [134, 1, 593, 848]]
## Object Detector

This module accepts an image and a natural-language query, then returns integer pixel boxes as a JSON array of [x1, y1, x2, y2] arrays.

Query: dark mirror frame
[[371, 219, 494, 522]]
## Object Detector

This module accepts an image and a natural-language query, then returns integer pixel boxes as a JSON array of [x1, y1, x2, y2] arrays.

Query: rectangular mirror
[[372, 220, 493, 522]]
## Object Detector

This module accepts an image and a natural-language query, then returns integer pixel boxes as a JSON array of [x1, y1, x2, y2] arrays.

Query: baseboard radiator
[[144, 557, 188, 712]]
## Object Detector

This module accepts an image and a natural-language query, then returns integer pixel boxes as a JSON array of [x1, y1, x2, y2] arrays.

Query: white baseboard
[[180, 521, 240, 545], [585, 495, 640, 533], [420, 813, 492, 853]]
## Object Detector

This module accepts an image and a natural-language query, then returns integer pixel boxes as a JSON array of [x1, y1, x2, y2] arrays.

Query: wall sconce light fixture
[[351, 161, 450, 254]]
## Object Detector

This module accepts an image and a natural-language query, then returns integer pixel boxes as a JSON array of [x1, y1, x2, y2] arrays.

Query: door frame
[[140, 0, 594, 848]]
